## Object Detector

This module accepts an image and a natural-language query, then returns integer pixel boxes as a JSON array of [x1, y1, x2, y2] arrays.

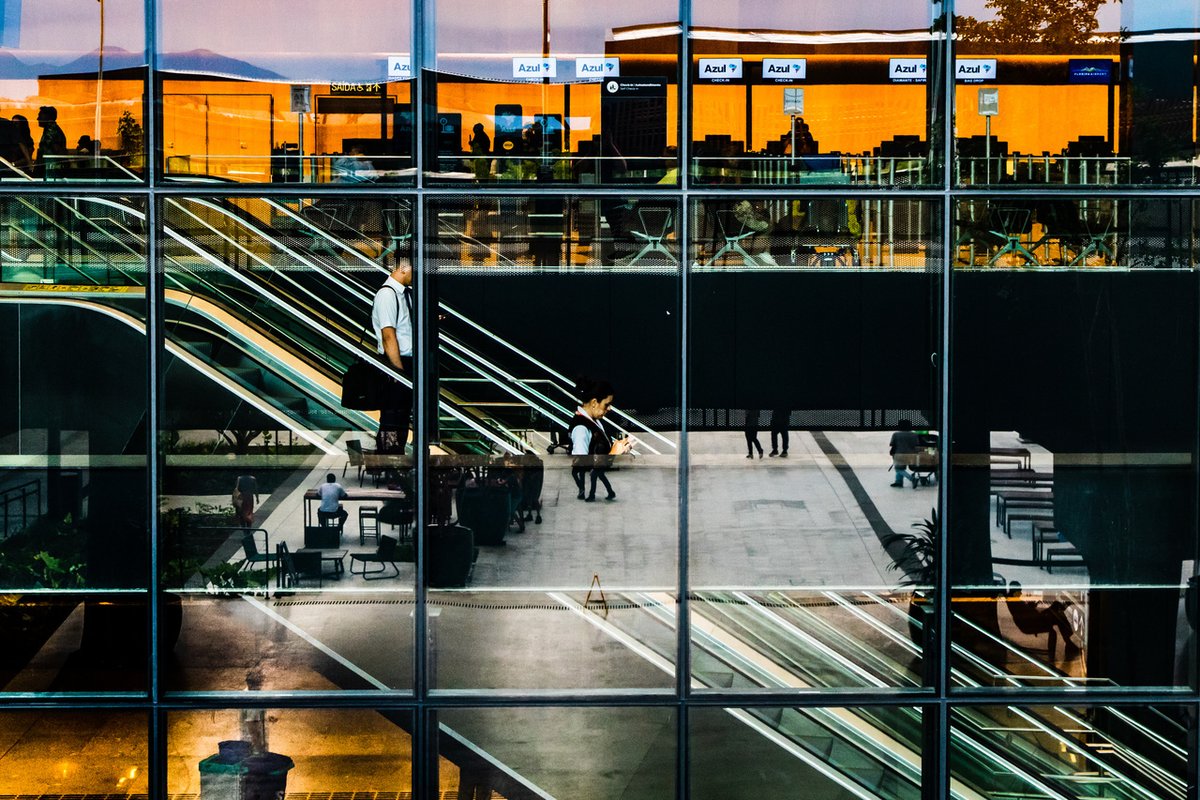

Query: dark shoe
[[912, 479, 918, 490], [577, 492, 585, 500], [758, 451, 763, 459], [745, 454, 753, 459], [585, 495, 596, 503], [890, 482, 904, 488], [768, 450, 779, 457], [605, 493, 617, 501], [780, 452, 788, 458]]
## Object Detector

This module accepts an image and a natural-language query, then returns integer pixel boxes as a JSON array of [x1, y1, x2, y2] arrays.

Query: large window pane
[[688, 196, 942, 689], [691, 705, 925, 800], [160, 0, 413, 183], [168, 708, 413, 796], [438, 706, 676, 798], [949, 705, 1191, 800], [427, 193, 679, 690], [428, 0, 680, 185], [160, 194, 415, 692], [953, 0, 1199, 186], [0, 710, 148, 794], [950, 197, 1199, 689], [0, 0, 147, 182], [0, 194, 148, 692], [690, 1, 941, 187]]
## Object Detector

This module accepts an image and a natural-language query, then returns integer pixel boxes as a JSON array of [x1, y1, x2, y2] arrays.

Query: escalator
[[554, 589, 1189, 800], [2, 193, 522, 454]]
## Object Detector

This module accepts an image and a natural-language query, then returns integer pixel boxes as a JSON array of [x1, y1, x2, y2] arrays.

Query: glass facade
[[0, 1, 1198, 797]]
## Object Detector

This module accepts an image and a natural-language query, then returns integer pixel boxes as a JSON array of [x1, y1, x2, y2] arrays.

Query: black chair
[[238, 530, 274, 573], [351, 535, 401, 580], [277, 542, 323, 588]]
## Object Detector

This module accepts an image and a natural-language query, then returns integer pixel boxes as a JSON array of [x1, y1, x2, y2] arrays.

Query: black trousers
[[377, 358, 414, 454]]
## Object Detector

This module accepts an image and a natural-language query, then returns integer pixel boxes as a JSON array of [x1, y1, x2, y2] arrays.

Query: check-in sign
[[889, 58, 927, 82], [698, 58, 743, 81], [956, 58, 997, 82], [576, 57, 620, 79], [761, 58, 806, 81], [513, 57, 557, 78], [386, 56, 412, 80]]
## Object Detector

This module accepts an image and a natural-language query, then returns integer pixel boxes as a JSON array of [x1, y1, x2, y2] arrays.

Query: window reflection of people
[[332, 145, 375, 183], [569, 379, 633, 502], [889, 418, 919, 488], [783, 117, 816, 156], [468, 123, 491, 181], [0, 114, 34, 175], [733, 200, 778, 265], [35, 106, 67, 179], [1006, 581, 1080, 656], [371, 260, 414, 454], [233, 474, 259, 527]]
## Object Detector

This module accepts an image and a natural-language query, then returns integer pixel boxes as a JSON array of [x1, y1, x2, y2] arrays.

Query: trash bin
[[199, 741, 294, 800]]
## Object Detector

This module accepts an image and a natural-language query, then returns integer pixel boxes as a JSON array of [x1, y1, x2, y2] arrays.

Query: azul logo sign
[[386, 56, 412, 80], [699, 58, 743, 80], [512, 57, 557, 78], [889, 58, 927, 82], [575, 57, 620, 79], [761, 58, 806, 81], [955, 58, 997, 82]]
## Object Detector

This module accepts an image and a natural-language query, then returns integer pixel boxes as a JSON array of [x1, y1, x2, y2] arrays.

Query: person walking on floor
[[569, 378, 633, 502], [744, 409, 764, 459], [769, 408, 789, 457]]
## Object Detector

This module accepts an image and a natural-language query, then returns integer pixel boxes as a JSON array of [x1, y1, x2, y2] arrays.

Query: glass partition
[[950, 197, 1199, 689], [428, 0, 680, 185], [689, 196, 942, 689], [953, 0, 1199, 187], [159, 193, 416, 693], [0, 194, 148, 692], [426, 193, 680, 690], [0, 0, 147, 182], [159, 0, 414, 184], [689, 0, 941, 187]]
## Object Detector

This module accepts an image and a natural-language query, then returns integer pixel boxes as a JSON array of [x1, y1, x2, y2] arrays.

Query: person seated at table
[[316, 473, 349, 531]]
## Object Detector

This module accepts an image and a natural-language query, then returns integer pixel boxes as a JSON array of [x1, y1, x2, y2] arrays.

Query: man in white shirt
[[371, 260, 414, 453], [316, 473, 349, 530]]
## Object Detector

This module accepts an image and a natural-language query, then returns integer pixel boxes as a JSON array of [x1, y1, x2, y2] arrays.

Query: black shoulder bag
[[340, 286, 400, 410]]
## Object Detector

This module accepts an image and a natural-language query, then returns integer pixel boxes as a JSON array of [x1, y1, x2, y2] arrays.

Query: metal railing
[[1, 478, 42, 538]]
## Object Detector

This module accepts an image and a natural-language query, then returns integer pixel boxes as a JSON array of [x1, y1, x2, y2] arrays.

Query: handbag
[[340, 357, 386, 410], [231, 487, 242, 507]]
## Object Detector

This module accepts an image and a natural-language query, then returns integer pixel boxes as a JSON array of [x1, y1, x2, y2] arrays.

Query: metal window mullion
[[412, 2, 432, 799], [934, 3, 956, 800], [677, 1, 693, 798]]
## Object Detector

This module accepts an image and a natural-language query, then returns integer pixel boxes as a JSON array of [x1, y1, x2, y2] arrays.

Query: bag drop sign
[[698, 58, 743, 82], [576, 57, 620, 79], [512, 57, 557, 79], [956, 59, 997, 83]]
